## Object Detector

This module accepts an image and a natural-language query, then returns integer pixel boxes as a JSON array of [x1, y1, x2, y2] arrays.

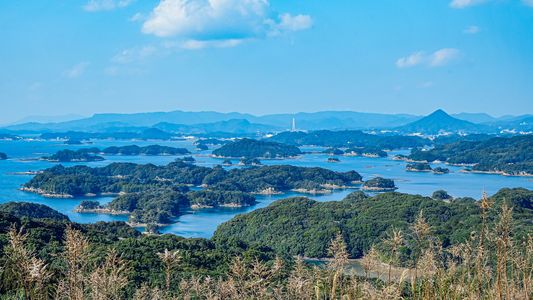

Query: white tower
[[291, 118, 296, 132]]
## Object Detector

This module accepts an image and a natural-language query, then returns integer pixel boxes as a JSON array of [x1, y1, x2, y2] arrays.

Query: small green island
[[327, 157, 340, 163], [42, 149, 105, 162], [362, 177, 397, 191], [406, 162, 432, 172], [212, 138, 301, 158], [433, 166, 450, 174]]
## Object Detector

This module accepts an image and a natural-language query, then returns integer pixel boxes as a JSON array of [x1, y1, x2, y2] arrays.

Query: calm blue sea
[[0, 140, 531, 238]]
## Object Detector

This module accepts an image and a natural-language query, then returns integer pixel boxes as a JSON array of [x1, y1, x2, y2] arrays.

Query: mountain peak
[[397, 109, 485, 134], [429, 109, 450, 117]]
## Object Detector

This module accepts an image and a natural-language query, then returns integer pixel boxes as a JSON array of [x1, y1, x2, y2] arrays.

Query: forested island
[[269, 130, 427, 149], [212, 138, 301, 158], [408, 135, 533, 176], [41, 145, 190, 162], [362, 177, 397, 191], [0, 152, 7, 160], [23, 161, 362, 224], [406, 162, 432, 172], [42, 149, 105, 162]]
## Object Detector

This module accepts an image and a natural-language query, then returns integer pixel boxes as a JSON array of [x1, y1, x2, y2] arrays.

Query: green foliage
[[214, 188, 533, 261], [26, 162, 361, 196], [363, 177, 396, 189], [187, 190, 256, 207], [42, 149, 104, 162], [406, 162, 432, 171], [78, 200, 101, 210], [212, 138, 302, 158], [0, 202, 69, 221], [408, 135, 533, 175], [432, 190, 452, 200]]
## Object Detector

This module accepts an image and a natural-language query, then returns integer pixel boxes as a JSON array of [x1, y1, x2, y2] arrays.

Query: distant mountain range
[[2, 109, 531, 135]]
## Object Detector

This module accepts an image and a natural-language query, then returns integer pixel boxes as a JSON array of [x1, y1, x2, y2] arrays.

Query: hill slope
[[397, 109, 487, 134]]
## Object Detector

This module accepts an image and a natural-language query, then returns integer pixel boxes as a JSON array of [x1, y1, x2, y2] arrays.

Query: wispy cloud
[[463, 25, 480, 34], [180, 39, 244, 50], [129, 12, 145, 22], [396, 48, 460, 68], [523, 0, 533, 7], [111, 46, 157, 64], [141, 0, 312, 49], [429, 48, 460, 66], [84, 0, 133, 12], [396, 51, 426, 68], [450, 0, 487, 9], [63, 62, 90, 78]]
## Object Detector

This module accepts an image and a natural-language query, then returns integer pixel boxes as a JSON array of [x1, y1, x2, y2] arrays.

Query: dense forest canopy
[[25, 162, 361, 197], [212, 138, 302, 158], [408, 135, 533, 175], [0, 202, 69, 221], [214, 188, 533, 260]]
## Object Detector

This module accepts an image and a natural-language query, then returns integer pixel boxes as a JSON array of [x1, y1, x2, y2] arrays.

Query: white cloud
[[523, 0, 533, 7], [429, 48, 460, 67], [111, 46, 157, 63], [180, 39, 244, 50], [141, 0, 312, 48], [272, 13, 313, 33], [463, 25, 480, 34], [84, 0, 133, 12], [396, 51, 425, 68], [64, 62, 90, 78], [396, 48, 460, 68], [130, 12, 145, 22], [450, 0, 487, 8]]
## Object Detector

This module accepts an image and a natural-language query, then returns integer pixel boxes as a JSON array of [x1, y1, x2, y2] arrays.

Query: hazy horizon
[[4, 107, 530, 127]]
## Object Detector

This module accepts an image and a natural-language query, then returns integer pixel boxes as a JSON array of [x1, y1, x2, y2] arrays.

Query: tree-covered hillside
[[213, 188, 532, 260]]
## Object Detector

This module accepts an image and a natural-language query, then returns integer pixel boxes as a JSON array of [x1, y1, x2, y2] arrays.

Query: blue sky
[[1, 0, 532, 123]]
